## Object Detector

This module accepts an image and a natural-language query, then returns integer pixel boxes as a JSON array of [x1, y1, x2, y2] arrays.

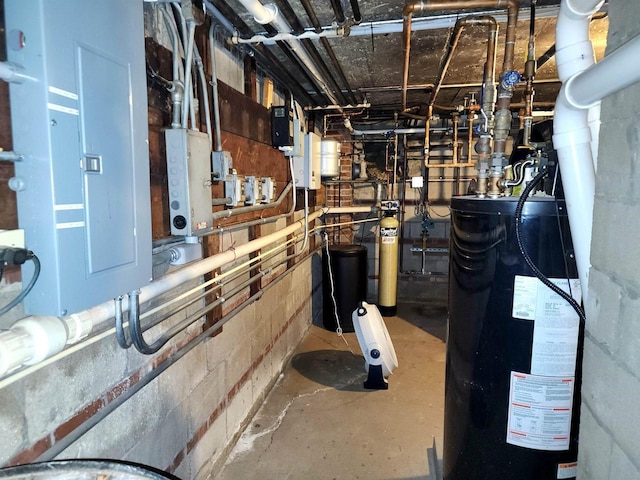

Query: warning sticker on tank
[[506, 372, 574, 451], [380, 227, 397, 244], [512, 276, 582, 377], [557, 462, 578, 479]]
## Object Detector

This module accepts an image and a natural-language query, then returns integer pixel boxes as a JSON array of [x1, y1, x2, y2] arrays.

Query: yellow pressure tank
[[378, 211, 399, 316]]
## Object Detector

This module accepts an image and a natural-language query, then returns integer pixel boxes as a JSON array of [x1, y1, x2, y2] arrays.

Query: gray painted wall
[[579, 1, 640, 478]]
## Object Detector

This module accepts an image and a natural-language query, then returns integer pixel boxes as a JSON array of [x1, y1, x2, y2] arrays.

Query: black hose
[[513, 169, 586, 323], [0, 253, 40, 317]]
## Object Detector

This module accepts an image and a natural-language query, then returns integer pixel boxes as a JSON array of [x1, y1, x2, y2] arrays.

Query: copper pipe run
[[429, 16, 498, 109], [401, 0, 518, 114]]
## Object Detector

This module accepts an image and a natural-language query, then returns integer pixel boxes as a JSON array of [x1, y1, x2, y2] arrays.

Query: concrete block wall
[[578, 1, 640, 478], [0, 251, 319, 479]]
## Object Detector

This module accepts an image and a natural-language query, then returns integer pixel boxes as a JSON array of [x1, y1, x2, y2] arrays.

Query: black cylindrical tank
[[322, 244, 368, 332], [445, 196, 583, 480]]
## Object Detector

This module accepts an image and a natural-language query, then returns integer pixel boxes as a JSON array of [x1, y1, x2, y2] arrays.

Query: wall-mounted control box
[[166, 129, 213, 236], [271, 106, 293, 149], [5, 0, 152, 316], [292, 132, 321, 190]]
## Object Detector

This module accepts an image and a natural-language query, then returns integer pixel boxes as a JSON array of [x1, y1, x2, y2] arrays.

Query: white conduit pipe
[[209, 24, 223, 152], [0, 206, 372, 377], [181, 22, 196, 128], [194, 45, 212, 145], [551, 0, 603, 304]]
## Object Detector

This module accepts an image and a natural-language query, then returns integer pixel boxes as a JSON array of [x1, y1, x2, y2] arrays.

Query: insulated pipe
[[401, 0, 518, 113], [552, 0, 604, 303], [0, 206, 373, 377]]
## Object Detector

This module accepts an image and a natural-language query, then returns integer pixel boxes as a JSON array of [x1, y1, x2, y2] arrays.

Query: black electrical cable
[[513, 169, 586, 323], [0, 253, 40, 317]]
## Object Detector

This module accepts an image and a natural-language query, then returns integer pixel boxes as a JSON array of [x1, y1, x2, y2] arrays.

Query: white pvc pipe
[[551, 0, 605, 304], [237, 0, 277, 24], [566, 33, 640, 109], [0, 206, 373, 377], [553, 92, 595, 303]]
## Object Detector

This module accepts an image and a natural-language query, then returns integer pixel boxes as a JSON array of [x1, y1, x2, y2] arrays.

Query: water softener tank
[[445, 196, 583, 480], [322, 244, 367, 332]]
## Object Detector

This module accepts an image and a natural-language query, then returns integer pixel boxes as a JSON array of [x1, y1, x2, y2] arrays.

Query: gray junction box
[[5, 0, 152, 316]]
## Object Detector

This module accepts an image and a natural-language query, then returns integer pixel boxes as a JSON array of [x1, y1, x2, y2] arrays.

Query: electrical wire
[[0, 253, 40, 317], [322, 231, 349, 347], [513, 169, 586, 323]]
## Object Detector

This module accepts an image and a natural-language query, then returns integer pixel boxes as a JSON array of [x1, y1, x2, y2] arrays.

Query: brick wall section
[[578, 2, 640, 478], [325, 139, 355, 244]]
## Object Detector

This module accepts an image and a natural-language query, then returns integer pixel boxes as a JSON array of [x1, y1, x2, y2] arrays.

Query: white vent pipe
[[0, 206, 373, 377], [553, 0, 640, 303]]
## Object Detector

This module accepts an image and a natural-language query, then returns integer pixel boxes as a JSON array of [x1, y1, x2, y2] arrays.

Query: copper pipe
[[430, 16, 498, 108], [401, 0, 518, 114]]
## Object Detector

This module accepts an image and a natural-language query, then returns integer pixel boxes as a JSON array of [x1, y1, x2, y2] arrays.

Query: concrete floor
[[218, 301, 447, 480]]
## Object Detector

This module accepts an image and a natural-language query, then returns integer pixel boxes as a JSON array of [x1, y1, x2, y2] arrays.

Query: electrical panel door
[[5, 0, 152, 316]]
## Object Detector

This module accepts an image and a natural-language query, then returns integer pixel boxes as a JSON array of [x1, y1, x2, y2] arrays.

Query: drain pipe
[[0, 206, 373, 377], [551, 0, 640, 304]]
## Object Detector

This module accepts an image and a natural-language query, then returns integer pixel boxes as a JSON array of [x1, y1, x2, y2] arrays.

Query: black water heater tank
[[445, 196, 583, 480]]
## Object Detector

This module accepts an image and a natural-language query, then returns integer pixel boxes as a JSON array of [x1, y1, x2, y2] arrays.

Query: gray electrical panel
[[165, 129, 213, 236], [5, 0, 152, 316]]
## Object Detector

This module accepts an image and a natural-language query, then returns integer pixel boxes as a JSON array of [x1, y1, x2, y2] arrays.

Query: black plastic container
[[322, 244, 367, 333], [445, 196, 583, 480]]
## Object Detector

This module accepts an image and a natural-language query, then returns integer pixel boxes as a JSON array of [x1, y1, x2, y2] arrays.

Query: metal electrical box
[[5, 0, 152, 316], [165, 129, 213, 235]]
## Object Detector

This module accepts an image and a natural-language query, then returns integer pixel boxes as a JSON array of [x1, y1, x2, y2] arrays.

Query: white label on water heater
[[557, 462, 578, 479], [506, 372, 574, 451], [512, 276, 582, 377]]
